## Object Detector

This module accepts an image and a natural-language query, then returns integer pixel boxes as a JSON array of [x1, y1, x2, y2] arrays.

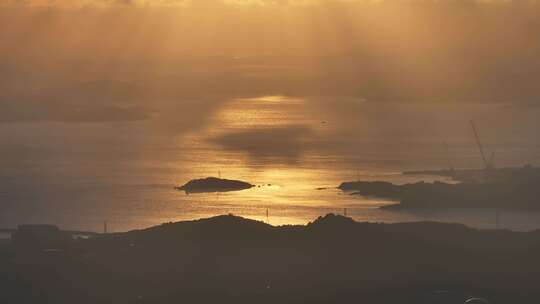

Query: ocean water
[[1, 96, 539, 232]]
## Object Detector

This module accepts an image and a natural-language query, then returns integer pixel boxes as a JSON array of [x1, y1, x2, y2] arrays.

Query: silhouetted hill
[[2, 214, 540, 304]]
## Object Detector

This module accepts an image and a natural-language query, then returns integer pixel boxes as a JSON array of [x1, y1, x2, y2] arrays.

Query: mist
[[1, 0, 540, 227]]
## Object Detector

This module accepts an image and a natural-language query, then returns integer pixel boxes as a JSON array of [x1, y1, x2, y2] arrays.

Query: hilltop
[[2, 214, 540, 304]]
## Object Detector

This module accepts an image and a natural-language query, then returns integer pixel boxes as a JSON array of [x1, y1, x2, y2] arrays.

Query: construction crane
[[470, 120, 494, 171]]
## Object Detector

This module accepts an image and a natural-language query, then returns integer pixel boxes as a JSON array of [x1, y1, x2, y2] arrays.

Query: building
[[11, 225, 70, 251]]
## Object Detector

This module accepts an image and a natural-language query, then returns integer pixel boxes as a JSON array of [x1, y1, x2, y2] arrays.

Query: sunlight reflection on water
[[1, 96, 540, 232]]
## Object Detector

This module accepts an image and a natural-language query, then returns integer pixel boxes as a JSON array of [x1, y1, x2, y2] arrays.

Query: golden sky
[[1, 0, 540, 129], [1, 0, 536, 7]]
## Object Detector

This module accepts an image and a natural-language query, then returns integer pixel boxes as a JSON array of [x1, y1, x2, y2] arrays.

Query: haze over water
[[2, 95, 539, 232], [3, 1, 540, 233], [4, 4, 540, 304]]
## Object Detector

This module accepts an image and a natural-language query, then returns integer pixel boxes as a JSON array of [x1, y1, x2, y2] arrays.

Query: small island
[[176, 177, 254, 194]]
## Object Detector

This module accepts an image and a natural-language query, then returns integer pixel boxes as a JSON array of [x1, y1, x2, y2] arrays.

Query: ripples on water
[[1, 96, 539, 232]]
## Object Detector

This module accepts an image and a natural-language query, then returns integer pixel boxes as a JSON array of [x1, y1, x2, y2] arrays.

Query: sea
[[1, 96, 539, 232]]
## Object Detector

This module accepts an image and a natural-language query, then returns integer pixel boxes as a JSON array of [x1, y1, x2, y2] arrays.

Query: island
[[175, 177, 254, 194], [339, 177, 540, 209]]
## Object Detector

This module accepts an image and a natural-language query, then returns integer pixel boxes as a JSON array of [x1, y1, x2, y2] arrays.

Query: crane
[[470, 120, 493, 170]]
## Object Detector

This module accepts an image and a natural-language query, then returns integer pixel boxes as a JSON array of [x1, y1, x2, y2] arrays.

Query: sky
[[1, 0, 540, 163]]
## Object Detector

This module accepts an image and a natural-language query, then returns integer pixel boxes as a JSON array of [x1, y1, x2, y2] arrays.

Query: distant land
[[175, 177, 254, 194], [2, 214, 539, 303], [340, 166, 540, 209], [403, 165, 538, 184]]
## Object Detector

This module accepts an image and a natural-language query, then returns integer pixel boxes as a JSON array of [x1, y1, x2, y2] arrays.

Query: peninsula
[[339, 177, 540, 209]]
